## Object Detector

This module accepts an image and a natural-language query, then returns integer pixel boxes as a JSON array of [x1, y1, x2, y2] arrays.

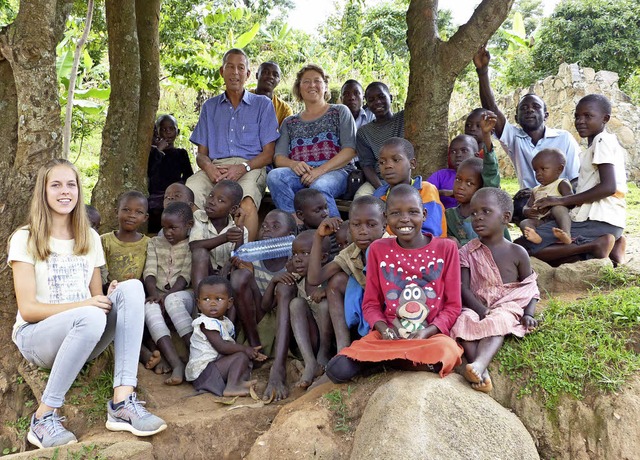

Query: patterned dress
[[450, 239, 540, 341]]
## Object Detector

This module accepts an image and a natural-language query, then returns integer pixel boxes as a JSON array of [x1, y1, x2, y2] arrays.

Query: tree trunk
[[405, 0, 514, 176], [92, 0, 142, 229], [92, 0, 161, 231], [0, 0, 73, 441], [135, 0, 161, 194]]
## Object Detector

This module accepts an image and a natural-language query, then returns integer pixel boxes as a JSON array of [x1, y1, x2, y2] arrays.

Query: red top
[[362, 235, 461, 336]]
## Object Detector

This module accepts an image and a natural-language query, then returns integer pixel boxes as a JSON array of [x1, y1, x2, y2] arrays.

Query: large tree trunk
[[135, 0, 161, 194], [405, 0, 514, 175], [0, 0, 73, 444], [92, 0, 161, 231], [92, 0, 142, 229]]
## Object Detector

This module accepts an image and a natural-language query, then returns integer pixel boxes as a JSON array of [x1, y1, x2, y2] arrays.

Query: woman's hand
[[292, 161, 313, 177], [534, 196, 563, 210], [107, 280, 118, 296], [89, 295, 112, 314], [301, 167, 325, 186]]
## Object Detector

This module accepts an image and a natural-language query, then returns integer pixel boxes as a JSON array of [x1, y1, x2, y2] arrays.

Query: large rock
[[530, 257, 613, 296], [349, 373, 539, 460]]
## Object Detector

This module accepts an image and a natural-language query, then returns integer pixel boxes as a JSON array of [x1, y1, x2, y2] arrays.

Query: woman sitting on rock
[[266, 64, 357, 218]]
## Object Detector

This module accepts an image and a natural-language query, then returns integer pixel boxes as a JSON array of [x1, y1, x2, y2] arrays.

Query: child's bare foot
[[463, 363, 483, 384], [471, 370, 493, 393], [552, 227, 572, 244], [164, 363, 185, 385], [145, 350, 162, 370], [154, 357, 172, 375], [523, 227, 542, 244], [223, 379, 258, 397], [295, 363, 324, 389]]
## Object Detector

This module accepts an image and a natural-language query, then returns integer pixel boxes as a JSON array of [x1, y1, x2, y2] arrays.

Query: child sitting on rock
[[186, 276, 267, 396], [325, 185, 463, 383], [450, 188, 539, 393], [519, 148, 573, 245]]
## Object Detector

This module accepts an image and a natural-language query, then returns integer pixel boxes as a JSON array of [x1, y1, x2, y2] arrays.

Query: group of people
[[8, 44, 627, 449]]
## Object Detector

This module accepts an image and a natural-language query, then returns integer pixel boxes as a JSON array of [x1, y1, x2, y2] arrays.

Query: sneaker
[[27, 410, 78, 449], [105, 392, 167, 437]]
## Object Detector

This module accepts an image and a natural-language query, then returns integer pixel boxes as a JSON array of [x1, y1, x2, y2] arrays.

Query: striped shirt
[[144, 235, 191, 292], [356, 111, 405, 177]]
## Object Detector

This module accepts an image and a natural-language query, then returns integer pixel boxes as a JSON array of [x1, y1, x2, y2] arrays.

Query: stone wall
[[452, 63, 640, 182]]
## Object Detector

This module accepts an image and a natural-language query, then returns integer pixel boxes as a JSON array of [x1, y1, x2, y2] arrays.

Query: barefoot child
[[289, 230, 333, 388], [100, 191, 150, 288], [8, 159, 166, 448], [229, 209, 299, 401], [307, 196, 387, 352], [325, 185, 463, 383], [520, 148, 573, 245], [516, 94, 627, 265], [427, 134, 479, 209], [190, 180, 248, 293], [373, 137, 447, 237], [143, 202, 195, 385], [186, 276, 267, 396], [451, 188, 539, 392]]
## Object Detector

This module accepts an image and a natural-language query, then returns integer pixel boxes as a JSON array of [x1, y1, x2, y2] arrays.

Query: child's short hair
[[166, 182, 195, 202], [465, 107, 488, 121], [533, 148, 566, 167], [577, 94, 612, 115], [118, 190, 148, 210], [267, 209, 298, 234], [155, 114, 178, 129], [457, 157, 483, 177], [198, 275, 233, 298], [213, 180, 243, 207], [296, 229, 331, 253], [341, 79, 363, 94], [85, 205, 100, 223], [381, 137, 414, 160], [473, 187, 514, 215], [450, 134, 479, 152], [387, 183, 422, 205], [293, 188, 325, 212], [349, 195, 386, 218], [162, 201, 193, 224], [365, 81, 390, 95]]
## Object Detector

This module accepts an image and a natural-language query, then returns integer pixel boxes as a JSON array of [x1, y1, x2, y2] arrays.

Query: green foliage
[[621, 68, 640, 105], [532, 0, 640, 85], [497, 286, 640, 409], [5, 415, 29, 440], [0, 0, 17, 27], [324, 386, 353, 432]]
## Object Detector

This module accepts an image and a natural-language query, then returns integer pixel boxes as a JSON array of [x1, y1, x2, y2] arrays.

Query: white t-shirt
[[7, 227, 105, 341], [185, 314, 235, 381], [570, 130, 627, 229]]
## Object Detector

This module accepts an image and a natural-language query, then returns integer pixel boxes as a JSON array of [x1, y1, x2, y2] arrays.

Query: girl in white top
[[8, 159, 166, 449]]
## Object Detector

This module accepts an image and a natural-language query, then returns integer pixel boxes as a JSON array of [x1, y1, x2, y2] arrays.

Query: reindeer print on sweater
[[361, 236, 462, 336]]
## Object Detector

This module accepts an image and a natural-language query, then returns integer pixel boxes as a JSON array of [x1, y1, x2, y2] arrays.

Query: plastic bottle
[[231, 234, 296, 262]]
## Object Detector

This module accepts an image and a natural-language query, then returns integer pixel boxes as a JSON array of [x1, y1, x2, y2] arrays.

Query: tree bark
[[0, 0, 73, 440], [405, 0, 514, 175], [92, 0, 142, 230], [135, 0, 161, 194]]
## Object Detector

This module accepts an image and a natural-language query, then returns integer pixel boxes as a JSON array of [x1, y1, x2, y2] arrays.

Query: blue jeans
[[266, 166, 349, 217], [15, 280, 145, 408]]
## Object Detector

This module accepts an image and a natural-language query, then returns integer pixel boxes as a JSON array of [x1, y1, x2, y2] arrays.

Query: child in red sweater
[[325, 184, 463, 382]]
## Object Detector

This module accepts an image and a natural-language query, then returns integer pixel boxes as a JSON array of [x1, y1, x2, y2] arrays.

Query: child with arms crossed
[[451, 188, 539, 392], [144, 202, 195, 386], [325, 185, 463, 383], [8, 160, 165, 449], [186, 276, 267, 397]]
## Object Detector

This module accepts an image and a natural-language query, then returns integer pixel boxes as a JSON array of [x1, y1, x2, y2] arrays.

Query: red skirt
[[339, 331, 463, 377]]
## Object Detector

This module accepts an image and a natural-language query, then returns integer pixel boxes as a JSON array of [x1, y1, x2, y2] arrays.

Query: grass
[[68, 354, 115, 423], [496, 275, 640, 409], [324, 386, 354, 432]]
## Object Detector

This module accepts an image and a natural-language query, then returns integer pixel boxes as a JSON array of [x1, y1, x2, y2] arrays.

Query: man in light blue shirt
[[187, 48, 280, 241], [474, 46, 580, 190]]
